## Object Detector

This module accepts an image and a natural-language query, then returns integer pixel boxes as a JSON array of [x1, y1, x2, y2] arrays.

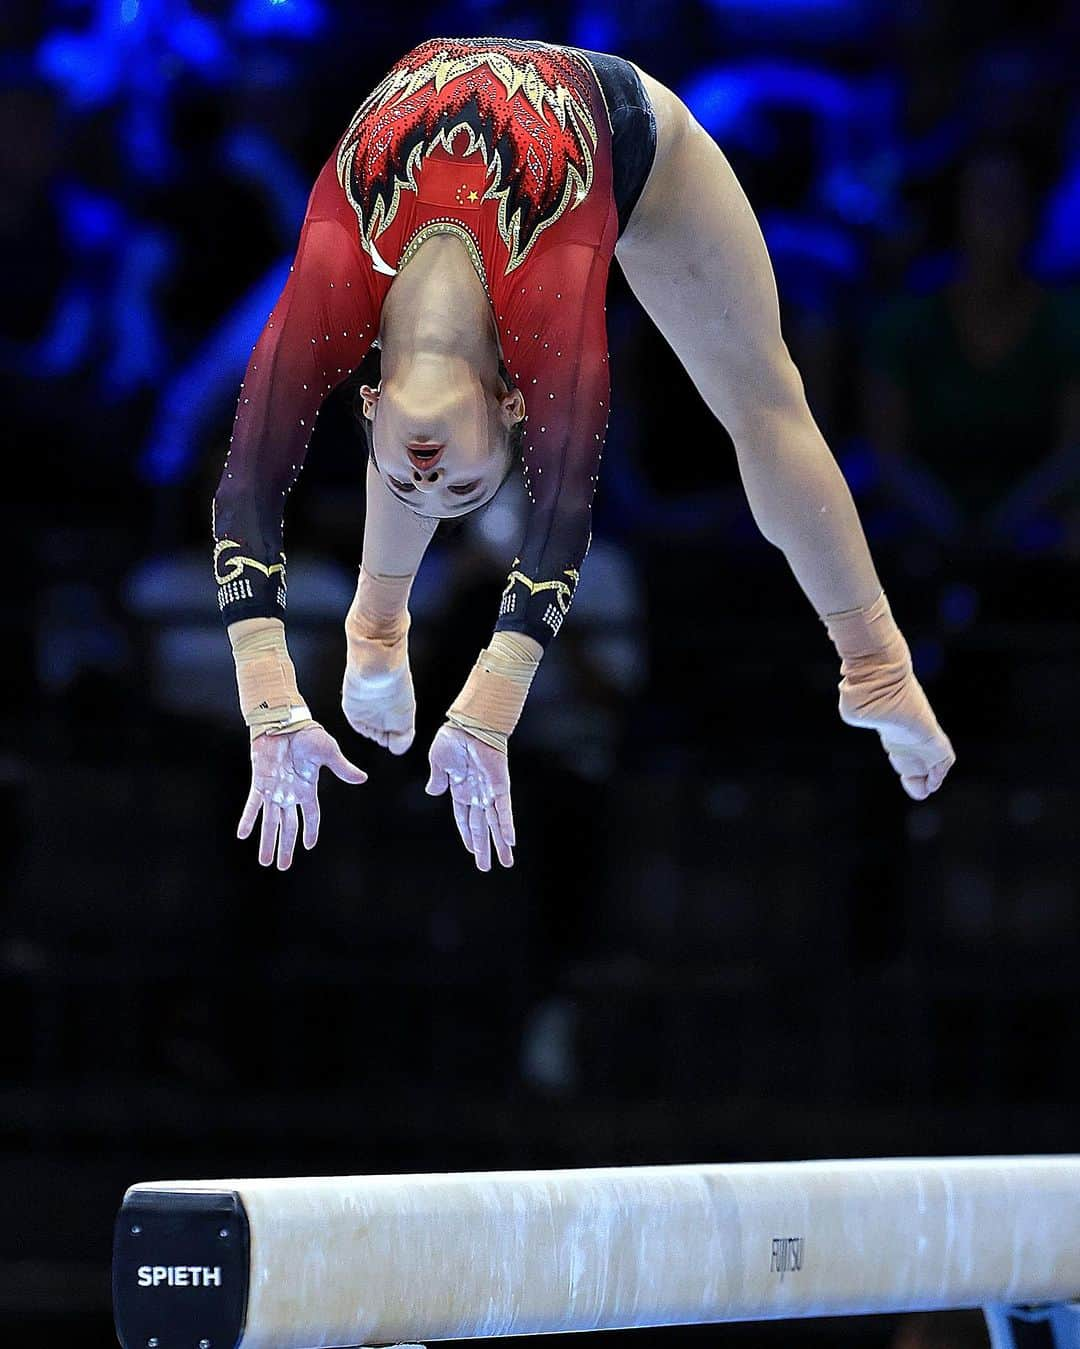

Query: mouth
[[406, 440, 445, 469]]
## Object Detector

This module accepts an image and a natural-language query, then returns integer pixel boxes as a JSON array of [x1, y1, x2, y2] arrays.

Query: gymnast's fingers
[[452, 796, 473, 854], [258, 801, 281, 868], [322, 741, 368, 785], [237, 785, 262, 840], [487, 804, 513, 868], [426, 756, 451, 796], [300, 791, 320, 850], [469, 803, 491, 872], [493, 792, 515, 848], [277, 805, 300, 871]]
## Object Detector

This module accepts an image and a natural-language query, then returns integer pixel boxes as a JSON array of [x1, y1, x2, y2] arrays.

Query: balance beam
[[113, 1156, 1080, 1349]]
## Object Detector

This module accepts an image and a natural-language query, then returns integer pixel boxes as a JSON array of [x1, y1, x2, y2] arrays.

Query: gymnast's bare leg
[[340, 457, 439, 754], [615, 68, 955, 799]]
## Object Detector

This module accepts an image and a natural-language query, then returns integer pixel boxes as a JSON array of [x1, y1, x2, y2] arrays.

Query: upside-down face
[[360, 355, 524, 518]]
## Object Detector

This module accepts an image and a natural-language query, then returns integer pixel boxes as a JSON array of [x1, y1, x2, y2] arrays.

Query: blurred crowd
[[3, 3, 1079, 1343], [4, 1, 1078, 537]]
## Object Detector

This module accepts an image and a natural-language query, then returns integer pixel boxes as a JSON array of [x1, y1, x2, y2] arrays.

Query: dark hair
[[345, 345, 524, 483], [343, 344, 382, 460]]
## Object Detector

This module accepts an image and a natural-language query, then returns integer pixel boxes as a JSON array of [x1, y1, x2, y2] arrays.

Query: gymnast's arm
[[211, 205, 376, 869], [426, 244, 610, 871]]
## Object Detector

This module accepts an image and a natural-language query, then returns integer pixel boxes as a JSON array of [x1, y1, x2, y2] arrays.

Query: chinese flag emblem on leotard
[[416, 149, 486, 211]]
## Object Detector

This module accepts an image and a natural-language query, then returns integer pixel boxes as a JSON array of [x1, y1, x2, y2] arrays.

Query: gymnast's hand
[[238, 724, 367, 870], [837, 665, 955, 802], [425, 724, 515, 871]]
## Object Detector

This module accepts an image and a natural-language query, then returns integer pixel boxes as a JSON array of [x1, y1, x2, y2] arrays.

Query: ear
[[499, 387, 526, 429], [359, 383, 381, 421]]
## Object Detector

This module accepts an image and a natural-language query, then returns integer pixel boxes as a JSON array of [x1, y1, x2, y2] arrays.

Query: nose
[[412, 466, 443, 492]]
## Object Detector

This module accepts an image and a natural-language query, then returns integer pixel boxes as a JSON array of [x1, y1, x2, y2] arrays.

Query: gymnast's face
[[360, 357, 524, 519]]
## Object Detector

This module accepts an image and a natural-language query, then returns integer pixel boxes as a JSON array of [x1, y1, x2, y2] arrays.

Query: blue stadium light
[[4, 289, 95, 378], [571, 5, 618, 53], [103, 226, 172, 399], [232, 0, 327, 39], [712, 0, 860, 10], [36, 30, 117, 108], [37, 0, 234, 109], [838, 442, 878, 496], [760, 213, 860, 279], [679, 70, 752, 143], [221, 128, 309, 236], [59, 184, 124, 250], [1033, 152, 1080, 280], [682, 60, 853, 148], [703, 0, 875, 43], [141, 261, 291, 485], [170, 9, 231, 78]]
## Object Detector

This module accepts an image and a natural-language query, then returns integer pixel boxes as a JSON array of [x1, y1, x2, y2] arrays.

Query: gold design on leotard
[[397, 220, 492, 301], [213, 538, 286, 586], [337, 43, 598, 274], [502, 564, 580, 615]]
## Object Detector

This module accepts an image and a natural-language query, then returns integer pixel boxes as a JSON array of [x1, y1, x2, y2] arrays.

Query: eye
[[388, 476, 416, 493], [448, 481, 481, 496]]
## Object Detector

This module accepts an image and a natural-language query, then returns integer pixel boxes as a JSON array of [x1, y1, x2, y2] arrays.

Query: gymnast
[[212, 37, 956, 872]]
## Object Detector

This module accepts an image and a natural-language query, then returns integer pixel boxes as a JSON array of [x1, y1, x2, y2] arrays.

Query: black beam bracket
[[113, 1188, 249, 1349]]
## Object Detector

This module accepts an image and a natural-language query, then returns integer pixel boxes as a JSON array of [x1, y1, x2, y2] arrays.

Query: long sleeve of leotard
[[212, 200, 377, 625], [493, 241, 612, 648]]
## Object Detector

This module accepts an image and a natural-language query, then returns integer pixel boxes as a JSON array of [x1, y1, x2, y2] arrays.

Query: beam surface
[[118, 1156, 1080, 1349]]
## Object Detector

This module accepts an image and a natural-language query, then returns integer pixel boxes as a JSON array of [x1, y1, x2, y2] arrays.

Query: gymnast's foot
[[341, 640, 416, 755]]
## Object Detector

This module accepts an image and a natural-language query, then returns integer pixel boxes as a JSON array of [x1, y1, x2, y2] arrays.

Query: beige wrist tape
[[821, 589, 904, 659], [345, 567, 412, 674], [228, 617, 316, 741], [820, 592, 953, 779], [445, 632, 541, 753], [821, 589, 913, 701], [821, 589, 911, 667]]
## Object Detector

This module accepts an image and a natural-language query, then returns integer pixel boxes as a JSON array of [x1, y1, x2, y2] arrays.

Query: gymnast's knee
[[714, 341, 810, 440]]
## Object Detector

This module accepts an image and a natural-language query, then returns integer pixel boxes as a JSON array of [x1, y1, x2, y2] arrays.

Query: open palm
[[425, 724, 516, 871], [238, 724, 367, 870]]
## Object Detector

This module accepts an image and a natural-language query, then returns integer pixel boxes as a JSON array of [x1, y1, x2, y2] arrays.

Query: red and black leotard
[[213, 37, 622, 648]]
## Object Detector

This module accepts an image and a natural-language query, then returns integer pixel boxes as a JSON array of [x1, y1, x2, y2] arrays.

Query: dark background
[[2, 1, 1078, 1346]]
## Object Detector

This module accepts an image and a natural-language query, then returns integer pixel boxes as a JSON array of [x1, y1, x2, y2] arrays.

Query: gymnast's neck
[[380, 233, 497, 380]]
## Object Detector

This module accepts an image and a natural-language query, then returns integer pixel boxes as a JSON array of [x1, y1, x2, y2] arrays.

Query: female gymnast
[[212, 37, 956, 871]]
